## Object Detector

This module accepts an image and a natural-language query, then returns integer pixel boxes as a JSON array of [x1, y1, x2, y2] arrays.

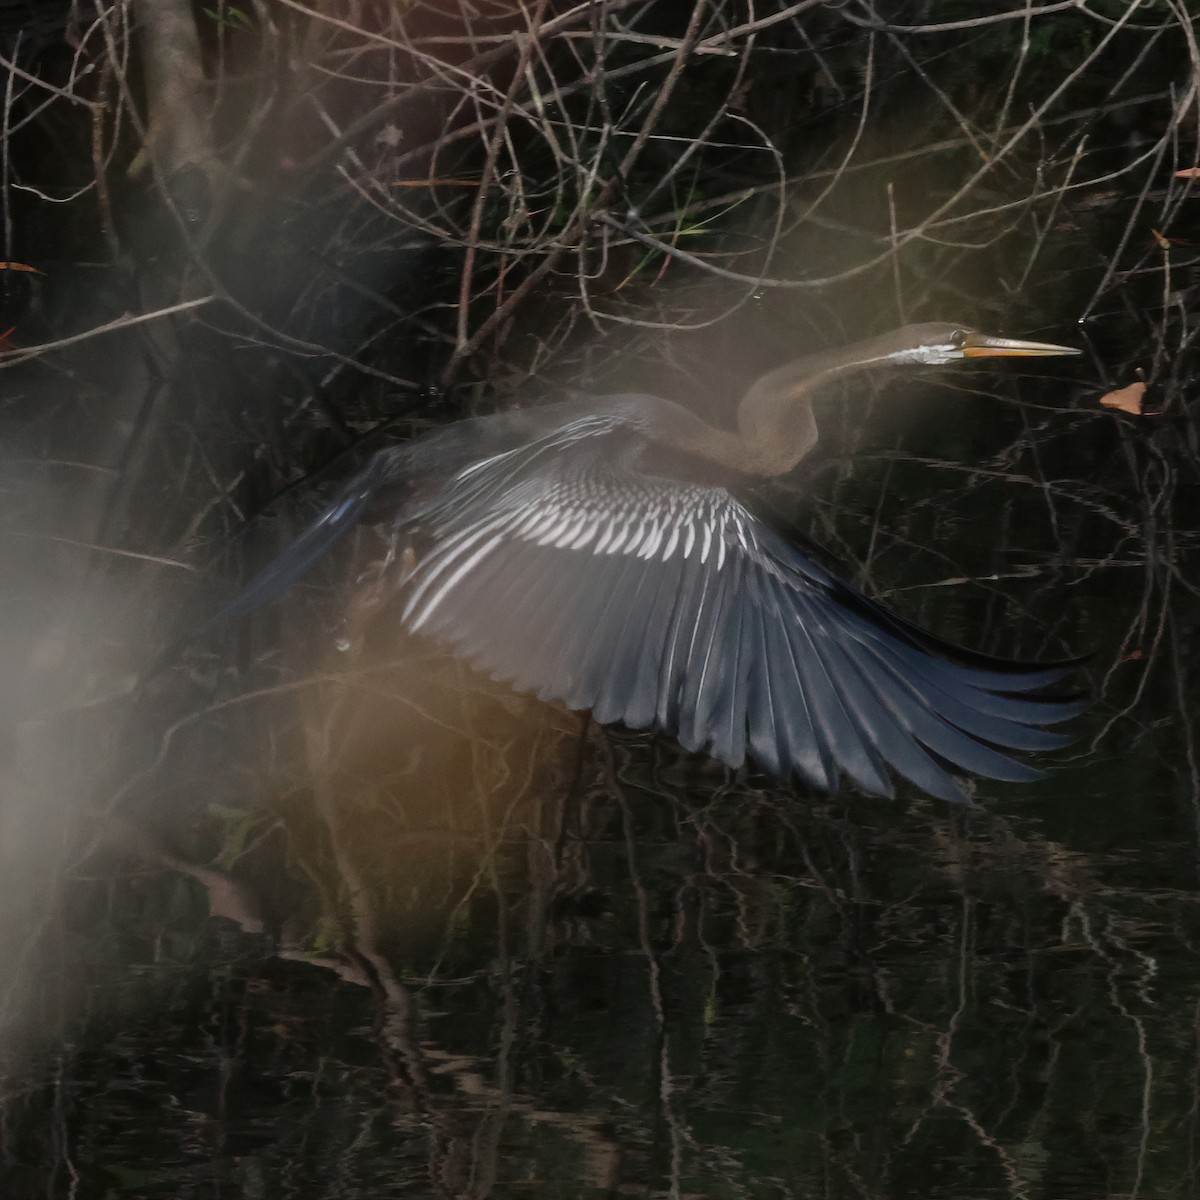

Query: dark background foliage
[[1, 1, 1198, 1196]]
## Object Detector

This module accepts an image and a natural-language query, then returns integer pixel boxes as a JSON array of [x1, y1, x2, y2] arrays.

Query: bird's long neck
[[644, 333, 915, 478]]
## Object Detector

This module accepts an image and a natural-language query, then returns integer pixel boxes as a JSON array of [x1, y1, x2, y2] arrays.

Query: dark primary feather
[[214, 401, 1078, 801], [201, 488, 373, 630]]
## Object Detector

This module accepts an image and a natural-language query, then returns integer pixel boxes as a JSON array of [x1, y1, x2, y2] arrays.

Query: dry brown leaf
[[1099, 380, 1146, 415], [1151, 227, 1190, 248]]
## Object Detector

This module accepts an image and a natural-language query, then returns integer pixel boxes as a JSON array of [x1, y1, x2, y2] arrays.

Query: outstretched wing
[[401, 437, 1078, 802], [200, 405, 631, 634]]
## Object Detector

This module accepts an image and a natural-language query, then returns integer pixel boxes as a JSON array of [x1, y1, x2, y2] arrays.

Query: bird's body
[[214, 324, 1082, 802]]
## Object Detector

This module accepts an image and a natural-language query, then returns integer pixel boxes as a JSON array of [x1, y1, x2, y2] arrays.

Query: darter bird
[[211, 323, 1083, 801]]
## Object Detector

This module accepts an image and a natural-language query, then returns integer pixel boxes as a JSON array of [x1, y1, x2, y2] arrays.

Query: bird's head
[[884, 322, 1081, 366]]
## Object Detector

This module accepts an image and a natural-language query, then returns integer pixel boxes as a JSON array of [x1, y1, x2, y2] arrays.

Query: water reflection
[[5, 647, 1199, 1198]]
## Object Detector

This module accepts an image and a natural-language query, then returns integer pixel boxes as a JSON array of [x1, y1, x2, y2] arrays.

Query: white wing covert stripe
[[393, 414, 1073, 801]]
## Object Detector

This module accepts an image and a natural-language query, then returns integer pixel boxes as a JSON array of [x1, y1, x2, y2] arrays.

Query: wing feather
[[626, 552, 686, 729], [759, 577, 836, 791], [391, 430, 1077, 799], [744, 570, 785, 779], [566, 550, 645, 712], [686, 550, 745, 766], [590, 548, 662, 727], [780, 590, 894, 797]]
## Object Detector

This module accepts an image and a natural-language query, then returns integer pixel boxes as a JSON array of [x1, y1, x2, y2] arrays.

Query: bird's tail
[[197, 482, 377, 636]]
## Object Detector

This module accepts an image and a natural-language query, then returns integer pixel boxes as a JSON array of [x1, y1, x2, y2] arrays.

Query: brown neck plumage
[[641, 332, 911, 477]]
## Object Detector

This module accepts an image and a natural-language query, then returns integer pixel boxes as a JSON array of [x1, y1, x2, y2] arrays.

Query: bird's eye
[[950, 329, 969, 348]]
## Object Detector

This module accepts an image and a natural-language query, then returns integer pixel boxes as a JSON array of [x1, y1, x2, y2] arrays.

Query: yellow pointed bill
[[961, 333, 1081, 358]]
